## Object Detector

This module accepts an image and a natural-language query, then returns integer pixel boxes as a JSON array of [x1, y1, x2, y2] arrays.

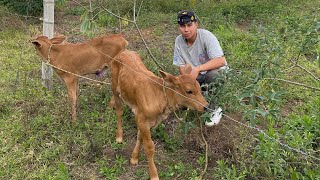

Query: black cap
[[177, 10, 197, 24]]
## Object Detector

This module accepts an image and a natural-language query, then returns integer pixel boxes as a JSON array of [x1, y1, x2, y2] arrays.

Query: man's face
[[178, 21, 198, 40]]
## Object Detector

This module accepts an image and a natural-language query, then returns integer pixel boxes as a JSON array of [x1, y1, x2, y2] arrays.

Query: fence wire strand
[[1, 1, 319, 164]]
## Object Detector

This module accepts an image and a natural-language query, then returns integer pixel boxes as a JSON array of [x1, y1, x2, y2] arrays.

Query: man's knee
[[203, 70, 220, 83], [204, 66, 229, 84], [196, 74, 205, 85]]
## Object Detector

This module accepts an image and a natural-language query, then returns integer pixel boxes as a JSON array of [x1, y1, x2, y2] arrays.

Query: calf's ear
[[159, 70, 177, 87], [180, 64, 192, 75], [31, 40, 41, 47], [50, 35, 67, 44]]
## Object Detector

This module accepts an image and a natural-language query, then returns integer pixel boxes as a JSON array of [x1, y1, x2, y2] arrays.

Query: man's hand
[[190, 66, 201, 79]]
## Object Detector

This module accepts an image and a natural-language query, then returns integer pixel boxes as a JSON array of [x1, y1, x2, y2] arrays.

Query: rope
[[198, 116, 209, 180], [44, 43, 117, 85], [44, 62, 111, 85], [46, 44, 54, 63], [162, 80, 182, 121]]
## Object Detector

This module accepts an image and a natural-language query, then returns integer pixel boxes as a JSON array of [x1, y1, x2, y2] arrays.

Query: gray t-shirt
[[173, 29, 225, 73]]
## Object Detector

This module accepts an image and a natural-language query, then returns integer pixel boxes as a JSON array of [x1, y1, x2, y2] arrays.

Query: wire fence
[[1, 1, 319, 164]]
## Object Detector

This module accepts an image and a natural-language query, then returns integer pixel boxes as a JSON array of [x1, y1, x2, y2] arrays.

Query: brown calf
[[109, 50, 209, 180], [32, 34, 128, 121]]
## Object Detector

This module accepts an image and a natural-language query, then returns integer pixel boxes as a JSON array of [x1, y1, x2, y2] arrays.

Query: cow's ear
[[159, 70, 177, 87], [180, 64, 192, 75], [50, 35, 67, 44], [31, 40, 41, 47]]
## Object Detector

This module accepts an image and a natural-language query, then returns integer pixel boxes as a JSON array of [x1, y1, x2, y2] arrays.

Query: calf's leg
[[65, 76, 78, 122], [113, 94, 124, 143], [111, 63, 123, 143], [139, 122, 159, 180], [130, 130, 142, 165]]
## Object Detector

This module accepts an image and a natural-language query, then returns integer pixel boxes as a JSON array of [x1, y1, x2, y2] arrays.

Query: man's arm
[[190, 56, 227, 79]]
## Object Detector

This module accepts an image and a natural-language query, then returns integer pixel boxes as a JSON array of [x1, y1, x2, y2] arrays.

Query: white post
[[42, 0, 54, 90]]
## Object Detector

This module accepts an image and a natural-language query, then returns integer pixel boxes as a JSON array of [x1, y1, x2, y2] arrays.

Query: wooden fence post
[[42, 0, 54, 90]]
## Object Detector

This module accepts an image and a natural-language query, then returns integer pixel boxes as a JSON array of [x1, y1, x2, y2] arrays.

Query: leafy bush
[[152, 124, 182, 151], [142, 0, 189, 13], [0, 0, 43, 16]]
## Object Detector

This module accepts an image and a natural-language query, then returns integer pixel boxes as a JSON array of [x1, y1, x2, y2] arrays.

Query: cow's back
[[90, 34, 128, 60], [112, 50, 163, 116], [49, 43, 104, 75]]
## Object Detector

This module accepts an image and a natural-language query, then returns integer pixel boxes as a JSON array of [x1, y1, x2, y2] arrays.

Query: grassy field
[[1, 0, 320, 179]]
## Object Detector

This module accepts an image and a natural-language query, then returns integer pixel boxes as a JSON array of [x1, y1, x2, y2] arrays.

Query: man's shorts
[[196, 65, 229, 85]]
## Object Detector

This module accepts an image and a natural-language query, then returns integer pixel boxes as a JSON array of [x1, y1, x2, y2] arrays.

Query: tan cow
[[32, 34, 128, 121], [109, 50, 209, 180]]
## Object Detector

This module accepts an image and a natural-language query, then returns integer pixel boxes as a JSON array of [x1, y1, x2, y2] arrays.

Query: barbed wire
[[43, 25, 320, 162], [223, 114, 320, 161], [2, 1, 319, 163], [71, 0, 89, 11], [0, 8, 40, 20], [81, 39, 320, 162], [99, 4, 165, 71]]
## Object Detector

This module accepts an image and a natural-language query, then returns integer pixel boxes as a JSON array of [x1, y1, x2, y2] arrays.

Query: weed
[[64, 6, 86, 16], [213, 159, 247, 180], [99, 155, 128, 179], [152, 124, 182, 152], [159, 162, 186, 179]]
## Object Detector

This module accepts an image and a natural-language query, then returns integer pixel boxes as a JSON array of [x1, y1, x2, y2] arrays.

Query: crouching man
[[173, 10, 229, 126]]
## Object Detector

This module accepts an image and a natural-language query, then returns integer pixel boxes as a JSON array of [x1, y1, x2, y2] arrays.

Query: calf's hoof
[[108, 97, 115, 109], [70, 118, 77, 123], [116, 137, 123, 143], [130, 158, 138, 165], [150, 176, 159, 180]]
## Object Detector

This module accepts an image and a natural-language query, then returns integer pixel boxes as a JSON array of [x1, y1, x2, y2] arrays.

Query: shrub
[[0, 0, 43, 16]]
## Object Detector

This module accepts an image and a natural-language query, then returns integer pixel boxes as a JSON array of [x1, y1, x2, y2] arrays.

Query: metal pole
[[42, 0, 54, 90]]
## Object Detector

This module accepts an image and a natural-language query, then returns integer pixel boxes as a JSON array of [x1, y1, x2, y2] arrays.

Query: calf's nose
[[204, 102, 211, 112]]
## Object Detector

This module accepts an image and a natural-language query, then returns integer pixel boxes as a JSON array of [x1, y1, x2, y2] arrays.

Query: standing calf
[[32, 34, 128, 121], [109, 50, 209, 180]]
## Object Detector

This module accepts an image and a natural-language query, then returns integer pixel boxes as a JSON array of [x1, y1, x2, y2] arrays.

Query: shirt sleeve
[[204, 31, 224, 59], [173, 38, 185, 67]]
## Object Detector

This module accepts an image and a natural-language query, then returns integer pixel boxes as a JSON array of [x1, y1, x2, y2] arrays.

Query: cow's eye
[[186, 90, 193, 94]]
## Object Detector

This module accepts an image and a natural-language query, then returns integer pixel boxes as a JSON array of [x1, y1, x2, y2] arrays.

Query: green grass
[[1, 0, 320, 179]]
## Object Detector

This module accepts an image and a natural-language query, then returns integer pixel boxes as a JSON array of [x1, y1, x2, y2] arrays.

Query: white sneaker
[[205, 107, 223, 127]]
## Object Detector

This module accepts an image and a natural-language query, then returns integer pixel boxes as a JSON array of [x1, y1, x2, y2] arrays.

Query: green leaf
[[250, 110, 257, 126], [256, 108, 268, 117], [80, 18, 89, 33], [238, 92, 252, 101]]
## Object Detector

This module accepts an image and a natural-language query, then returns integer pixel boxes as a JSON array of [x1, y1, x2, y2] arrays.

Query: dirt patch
[[69, 162, 103, 180], [96, 112, 245, 179], [0, 9, 29, 31], [235, 20, 251, 31], [280, 99, 304, 117], [183, 113, 244, 166]]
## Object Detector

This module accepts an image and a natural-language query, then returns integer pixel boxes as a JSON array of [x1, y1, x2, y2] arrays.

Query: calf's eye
[[186, 90, 193, 94]]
